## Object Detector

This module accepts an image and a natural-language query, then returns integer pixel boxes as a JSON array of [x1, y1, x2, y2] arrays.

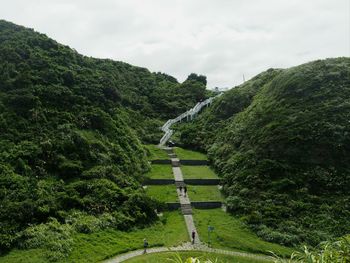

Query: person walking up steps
[[184, 186, 187, 197], [179, 185, 183, 196], [191, 230, 196, 244]]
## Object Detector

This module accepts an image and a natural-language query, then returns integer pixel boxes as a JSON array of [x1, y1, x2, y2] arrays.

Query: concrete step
[[171, 158, 180, 167], [181, 209, 192, 215], [175, 181, 186, 187], [164, 148, 174, 154], [181, 204, 192, 215], [168, 153, 177, 158]]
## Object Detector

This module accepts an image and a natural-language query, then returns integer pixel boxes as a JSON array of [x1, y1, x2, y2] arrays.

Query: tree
[[186, 73, 207, 86]]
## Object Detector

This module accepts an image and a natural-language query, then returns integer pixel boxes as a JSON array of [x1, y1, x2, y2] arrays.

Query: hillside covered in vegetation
[[0, 19, 209, 257], [177, 58, 350, 246]]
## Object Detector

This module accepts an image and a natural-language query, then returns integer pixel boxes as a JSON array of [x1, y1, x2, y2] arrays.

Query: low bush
[[19, 218, 74, 261]]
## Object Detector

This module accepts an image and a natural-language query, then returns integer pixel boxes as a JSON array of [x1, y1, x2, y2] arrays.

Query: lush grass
[[0, 249, 47, 263], [146, 185, 179, 202], [181, 165, 219, 179], [193, 209, 293, 257], [67, 211, 188, 262], [144, 145, 169, 160], [173, 147, 207, 160], [0, 212, 188, 263], [124, 251, 272, 263], [145, 164, 173, 179], [187, 186, 224, 201]]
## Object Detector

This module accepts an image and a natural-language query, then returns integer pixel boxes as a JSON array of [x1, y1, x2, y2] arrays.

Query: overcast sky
[[1, 0, 349, 88]]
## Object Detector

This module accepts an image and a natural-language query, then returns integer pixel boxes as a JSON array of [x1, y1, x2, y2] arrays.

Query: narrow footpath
[[169, 150, 201, 244], [103, 244, 271, 263], [103, 146, 274, 263]]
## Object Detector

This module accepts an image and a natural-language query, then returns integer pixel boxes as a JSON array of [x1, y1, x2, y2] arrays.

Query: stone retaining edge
[[180, 160, 209, 165], [191, 201, 222, 209], [151, 159, 172, 164], [184, 179, 221, 185], [150, 160, 209, 165], [164, 201, 223, 210]]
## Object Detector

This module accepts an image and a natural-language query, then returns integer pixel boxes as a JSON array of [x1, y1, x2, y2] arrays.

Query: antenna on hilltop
[[243, 74, 246, 83]]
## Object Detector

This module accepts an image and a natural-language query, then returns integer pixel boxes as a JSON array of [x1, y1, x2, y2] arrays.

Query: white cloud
[[1, 0, 349, 88]]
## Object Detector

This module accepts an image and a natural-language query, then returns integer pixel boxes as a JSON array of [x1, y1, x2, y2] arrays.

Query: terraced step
[[181, 203, 193, 215], [163, 147, 173, 154], [171, 158, 180, 167], [175, 181, 186, 187], [168, 153, 177, 158]]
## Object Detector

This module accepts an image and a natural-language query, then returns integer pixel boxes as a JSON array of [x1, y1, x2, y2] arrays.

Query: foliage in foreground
[[164, 238, 350, 263], [168, 253, 218, 263], [124, 251, 268, 263], [272, 237, 350, 263]]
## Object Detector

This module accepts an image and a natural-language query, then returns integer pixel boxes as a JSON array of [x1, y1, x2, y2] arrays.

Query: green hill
[[177, 58, 350, 246], [0, 19, 208, 255]]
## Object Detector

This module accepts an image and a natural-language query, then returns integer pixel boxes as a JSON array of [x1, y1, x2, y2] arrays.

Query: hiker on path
[[179, 186, 183, 196], [191, 230, 196, 244], [184, 186, 187, 197], [143, 238, 148, 254]]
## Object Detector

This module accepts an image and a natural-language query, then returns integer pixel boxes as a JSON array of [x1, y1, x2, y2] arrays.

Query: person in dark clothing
[[184, 186, 187, 197], [143, 238, 148, 254], [191, 230, 196, 244], [179, 186, 183, 196]]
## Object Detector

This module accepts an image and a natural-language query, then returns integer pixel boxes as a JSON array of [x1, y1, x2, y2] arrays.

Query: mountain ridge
[[176, 57, 350, 246]]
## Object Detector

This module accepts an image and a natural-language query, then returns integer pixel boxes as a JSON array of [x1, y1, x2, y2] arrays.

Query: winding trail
[[103, 242, 273, 262]]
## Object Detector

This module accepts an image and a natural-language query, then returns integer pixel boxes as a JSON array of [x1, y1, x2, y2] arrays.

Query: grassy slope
[[181, 165, 219, 179], [146, 185, 179, 202], [178, 58, 350, 247], [124, 251, 272, 263], [193, 209, 293, 257], [0, 249, 47, 263], [188, 186, 224, 201], [145, 164, 173, 179], [145, 145, 169, 160], [0, 211, 188, 263], [174, 147, 207, 160]]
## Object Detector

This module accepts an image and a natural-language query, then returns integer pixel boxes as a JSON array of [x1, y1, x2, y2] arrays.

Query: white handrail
[[159, 92, 223, 146]]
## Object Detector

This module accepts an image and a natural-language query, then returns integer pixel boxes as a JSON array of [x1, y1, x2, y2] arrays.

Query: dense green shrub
[[19, 219, 74, 261]]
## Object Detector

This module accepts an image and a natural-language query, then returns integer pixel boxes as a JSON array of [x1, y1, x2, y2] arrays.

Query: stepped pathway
[[159, 93, 223, 146], [170, 152, 201, 244], [104, 146, 276, 262]]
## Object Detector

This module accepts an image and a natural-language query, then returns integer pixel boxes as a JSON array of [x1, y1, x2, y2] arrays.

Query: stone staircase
[[145, 146, 224, 245], [159, 93, 223, 146], [175, 181, 186, 187], [181, 204, 193, 215]]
